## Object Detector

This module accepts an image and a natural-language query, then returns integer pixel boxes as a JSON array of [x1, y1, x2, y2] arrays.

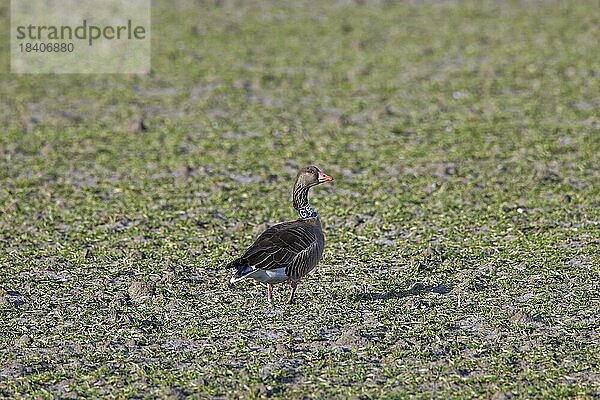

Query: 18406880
[[19, 42, 74, 52]]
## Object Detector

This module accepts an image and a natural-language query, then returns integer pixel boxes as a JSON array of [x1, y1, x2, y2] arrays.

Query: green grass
[[1, 0, 599, 398]]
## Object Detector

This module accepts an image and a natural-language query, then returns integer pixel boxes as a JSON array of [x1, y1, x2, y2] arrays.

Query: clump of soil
[[334, 327, 368, 349], [128, 280, 156, 303]]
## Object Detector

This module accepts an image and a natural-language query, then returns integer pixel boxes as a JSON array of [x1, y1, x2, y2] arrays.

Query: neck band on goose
[[297, 204, 318, 219], [293, 183, 317, 219]]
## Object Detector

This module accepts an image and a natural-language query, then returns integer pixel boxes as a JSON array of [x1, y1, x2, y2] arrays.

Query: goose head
[[295, 165, 333, 188]]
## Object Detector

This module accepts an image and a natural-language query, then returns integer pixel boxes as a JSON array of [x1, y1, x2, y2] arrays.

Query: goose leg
[[288, 281, 298, 304], [266, 283, 274, 302]]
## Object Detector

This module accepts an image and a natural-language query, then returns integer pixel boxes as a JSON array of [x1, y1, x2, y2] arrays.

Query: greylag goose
[[227, 165, 333, 303]]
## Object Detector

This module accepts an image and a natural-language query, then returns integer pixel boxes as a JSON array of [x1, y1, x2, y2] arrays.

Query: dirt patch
[[128, 280, 157, 303], [333, 327, 369, 349]]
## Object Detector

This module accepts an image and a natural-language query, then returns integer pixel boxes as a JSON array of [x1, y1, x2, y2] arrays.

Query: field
[[1, 0, 599, 398]]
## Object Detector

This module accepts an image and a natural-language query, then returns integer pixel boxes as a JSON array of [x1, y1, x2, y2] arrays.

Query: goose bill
[[318, 172, 333, 183]]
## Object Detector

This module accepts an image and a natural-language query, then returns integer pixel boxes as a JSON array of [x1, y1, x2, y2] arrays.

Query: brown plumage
[[227, 165, 333, 303]]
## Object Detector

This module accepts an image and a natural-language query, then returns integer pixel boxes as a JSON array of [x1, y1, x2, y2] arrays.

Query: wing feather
[[241, 220, 318, 271]]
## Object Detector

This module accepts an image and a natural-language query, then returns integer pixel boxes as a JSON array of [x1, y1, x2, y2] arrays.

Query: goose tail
[[226, 258, 255, 287]]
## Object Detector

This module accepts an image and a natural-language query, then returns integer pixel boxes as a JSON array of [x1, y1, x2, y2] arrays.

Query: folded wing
[[241, 221, 318, 272]]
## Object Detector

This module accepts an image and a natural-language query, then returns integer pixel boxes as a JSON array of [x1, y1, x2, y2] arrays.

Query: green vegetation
[[1, 1, 598, 398]]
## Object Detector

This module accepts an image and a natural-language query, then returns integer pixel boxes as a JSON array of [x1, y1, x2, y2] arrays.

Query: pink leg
[[266, 283, 274, 302], [288, 281, 298, 304]]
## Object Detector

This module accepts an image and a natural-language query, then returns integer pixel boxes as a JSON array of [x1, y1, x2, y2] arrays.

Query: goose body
[[227, 166, 332, 303]]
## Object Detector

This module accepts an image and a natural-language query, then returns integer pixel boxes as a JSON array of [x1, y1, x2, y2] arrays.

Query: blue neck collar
[[297, 204, 318, 219]]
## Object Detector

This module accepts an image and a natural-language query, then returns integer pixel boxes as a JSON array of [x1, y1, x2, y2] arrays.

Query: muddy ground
[[1, 0, 599, 398]]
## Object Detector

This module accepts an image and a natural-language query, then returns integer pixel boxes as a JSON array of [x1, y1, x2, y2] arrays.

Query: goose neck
[[293, 183, 317, 218]]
